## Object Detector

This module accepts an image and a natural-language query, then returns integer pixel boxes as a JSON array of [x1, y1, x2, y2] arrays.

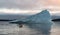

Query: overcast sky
[[0, 0, 60, 14]]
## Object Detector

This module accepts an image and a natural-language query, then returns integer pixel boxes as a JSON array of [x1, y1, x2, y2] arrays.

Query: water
[[0, 21, 60, 35]]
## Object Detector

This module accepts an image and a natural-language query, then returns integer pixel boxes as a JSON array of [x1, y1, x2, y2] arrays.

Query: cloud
[[47, 0, 60, 6], [0, 0, 60, 14], [0, 0, 47, 10], [0, 8, 41, 14]]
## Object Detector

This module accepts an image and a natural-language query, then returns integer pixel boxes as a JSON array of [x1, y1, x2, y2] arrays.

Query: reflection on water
[[51, 21, 60, 35], [0, 21, 60, 35]]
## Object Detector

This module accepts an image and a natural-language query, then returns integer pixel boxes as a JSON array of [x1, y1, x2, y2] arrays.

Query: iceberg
[[9, 9, 53, 34], [10, 10, 53, 24]]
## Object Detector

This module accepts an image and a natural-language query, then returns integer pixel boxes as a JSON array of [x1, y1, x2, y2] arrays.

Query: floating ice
[[10, 9, 54, 35]]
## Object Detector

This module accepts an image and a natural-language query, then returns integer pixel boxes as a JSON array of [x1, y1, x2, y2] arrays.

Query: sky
[[0, 0, 60, 14]]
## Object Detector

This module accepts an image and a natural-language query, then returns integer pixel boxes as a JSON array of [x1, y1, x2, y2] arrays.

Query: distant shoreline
[[52, 19, 60, 21], [0, 19, 60, 21], [0, 19, 12, 21]]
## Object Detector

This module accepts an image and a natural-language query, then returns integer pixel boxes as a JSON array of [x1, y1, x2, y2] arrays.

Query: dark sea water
[[0, 21, 60, 35]]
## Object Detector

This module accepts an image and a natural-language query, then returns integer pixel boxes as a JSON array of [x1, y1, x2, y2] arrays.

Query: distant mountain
[[0, 14, 29, 20], [52, 15, 60, 21]]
